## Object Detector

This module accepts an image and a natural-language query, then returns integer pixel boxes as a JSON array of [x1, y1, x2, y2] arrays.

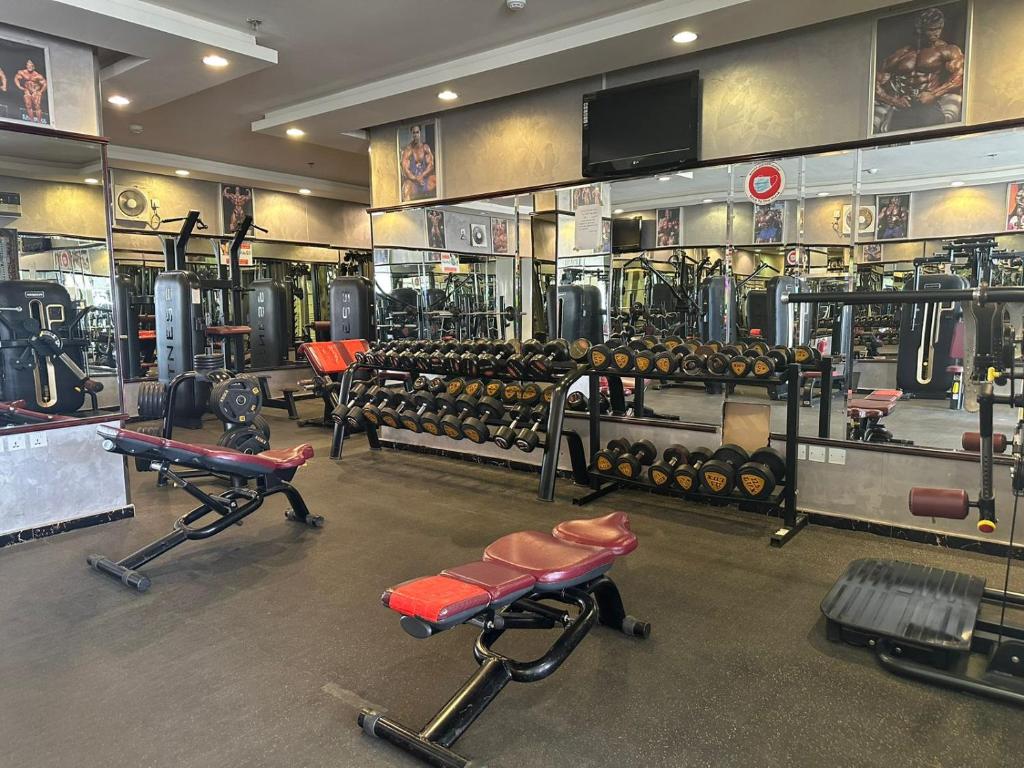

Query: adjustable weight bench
[[87, 425, 320, 592], [359, 512, 648, 768], [0, 400, 74, 426], [294, 339, 369, 427], [847, 389, 910, 444]]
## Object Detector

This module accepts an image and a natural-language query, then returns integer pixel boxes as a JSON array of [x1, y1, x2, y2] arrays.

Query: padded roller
[[908, 487, 969, 520], [961, 431, 1008, 453]]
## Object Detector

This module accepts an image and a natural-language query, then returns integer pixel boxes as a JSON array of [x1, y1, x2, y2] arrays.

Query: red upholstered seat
[[442, 561, 536, 601], [484, 531, 614, 585], [299, 340, 369, 375], [138, 330, 156, 340], [206, 325, 251, 336], [849, 407, 884, 419], [553, 512, 637, 556], [848, 400, 894, 416], [384, 575, 490, 624]]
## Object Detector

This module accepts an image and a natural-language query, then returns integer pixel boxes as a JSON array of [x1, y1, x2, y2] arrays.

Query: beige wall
[[909, 183, 1007, 239], [0, 174, 106, 237], [369, 0, 1024, 209], [0, 23, 102, 136], [110, 169, 370, 248]]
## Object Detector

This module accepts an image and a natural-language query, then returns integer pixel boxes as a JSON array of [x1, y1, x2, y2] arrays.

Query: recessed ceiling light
[[286, 127, 305, 138], [866, 168, 879, 174], [673, 31, 698, 44], [107, 95, 130, 106], [174, 169, 190, 177], [298, 188, 312, 195], [658, 175, 672, 182], [203, 54, 229, 68], [950, 180, 965, 187], [83, 177, 100, 185], [437, 89, 459, 101], [702, 198, 714, 204], [817, 192, 830, 197], [613, 208, 624, 214]]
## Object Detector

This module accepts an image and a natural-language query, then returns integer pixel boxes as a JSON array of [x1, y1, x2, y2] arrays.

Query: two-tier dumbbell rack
[[334, 358, 591, 495], [541, 359, 834, 546]]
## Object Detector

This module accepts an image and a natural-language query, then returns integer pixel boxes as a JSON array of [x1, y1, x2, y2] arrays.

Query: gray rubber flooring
[[0, 403, 1021, 768]]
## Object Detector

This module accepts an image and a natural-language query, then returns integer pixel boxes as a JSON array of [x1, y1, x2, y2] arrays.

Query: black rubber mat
[[821, 559, 986, 652]]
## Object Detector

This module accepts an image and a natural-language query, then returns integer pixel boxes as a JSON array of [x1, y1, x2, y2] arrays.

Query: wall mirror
[[0, 127, 120, 417]]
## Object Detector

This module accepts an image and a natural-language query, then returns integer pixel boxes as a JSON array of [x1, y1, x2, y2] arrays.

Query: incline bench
[[87, 426, 319, 592], [359, 512, 648, 767], [847, 388, 908, 444]]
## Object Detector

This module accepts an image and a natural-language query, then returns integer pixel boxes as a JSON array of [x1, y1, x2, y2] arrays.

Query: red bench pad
[[441, 561, 536, 601], [553, 512, 637, 555], [384, 576, 491, 624], [299, 340, 369, 375], [206, 325, 251, 336], [484, 531, 614, 585]]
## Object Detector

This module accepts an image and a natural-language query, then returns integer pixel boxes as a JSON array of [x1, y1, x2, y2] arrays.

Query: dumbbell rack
[[555, 362, 811, 546], [333, 361, 591, 495]]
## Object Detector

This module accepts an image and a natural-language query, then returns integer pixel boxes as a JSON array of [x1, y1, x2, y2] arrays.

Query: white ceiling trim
[[251, 0, 748, 132], [107, 145, 370, 203]]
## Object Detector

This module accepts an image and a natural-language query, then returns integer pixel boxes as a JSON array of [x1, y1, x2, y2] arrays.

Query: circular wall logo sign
[[745, 163, 786, 204], [786, 248, 799, 267]]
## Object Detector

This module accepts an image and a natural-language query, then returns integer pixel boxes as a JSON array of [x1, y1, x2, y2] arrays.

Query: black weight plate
[[736, 461, 776, 499], [751, 446, 786, 482], [211, 377, 262, 424], [714, 443, 751, 468], [137, 381, 167, 420], [133, 425, 164, 471], [217, 425, 270, 454], [251, 414, 271, 441], [698, 459, 734, 495]]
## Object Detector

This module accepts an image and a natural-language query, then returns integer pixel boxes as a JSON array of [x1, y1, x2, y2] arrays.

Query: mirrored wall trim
[[0, 121, 110, 145], [0, 411, 127, 436], [563, 412, 718, 433], [110, 227, 334, 249], [369, 115, 1024, 216], [782, 433, 1014, 465]]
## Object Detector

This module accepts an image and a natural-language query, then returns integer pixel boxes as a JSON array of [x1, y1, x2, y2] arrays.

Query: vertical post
[[785, 363, 799, 528], [589, 371, 601, 488], [818, 355, 832, 438], [633, 373, 645, 417]]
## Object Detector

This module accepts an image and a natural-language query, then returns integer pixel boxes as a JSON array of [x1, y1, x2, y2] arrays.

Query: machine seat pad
[[384, 575, 491, 624], [484, 531, 614, 586], [848, 404, 889, 418], [138, 330, 156, 341], [553, 512, 637, 555], [865, 389, 901, 401], [206, 325, 251, 336], [441, 561, 536, 602], [299, 340, 369, 375], [97, 426, 313, 478]]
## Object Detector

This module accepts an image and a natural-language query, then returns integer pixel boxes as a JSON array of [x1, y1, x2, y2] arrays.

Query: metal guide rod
[[782, 287, 1024, 305]]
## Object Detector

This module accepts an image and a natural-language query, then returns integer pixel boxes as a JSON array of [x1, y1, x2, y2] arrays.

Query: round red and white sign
[[785, 248, 799, 267], [745, 163, 786, 204]]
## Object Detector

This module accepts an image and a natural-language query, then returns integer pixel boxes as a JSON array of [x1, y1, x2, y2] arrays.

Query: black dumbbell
[[592, 437, 631, 474], [420, 393, 460, 436], [459, 396, 506, 444], [513, 405, 550, 452], [613, 439, 658, 480], [414, 375, 445, 394], [438, 394, 485, 440], [589, 341, 614, 371], [750, 355, 776, 378], [397, 391, 440, 432], [379, 391, 421, 429], [698, 444, 751, 495], [348, 386, 399, 429], [672, 446, 713, 493], [728, 355, 752, 377], [736, 446, 787, 499], [793, 345, 821, 365], [493, 386, 543, 449], [330, 382, 370, 426], [681, 348, 708, 375], [768, 346, 794, 371], [648, 444, 690, 487], [653, 347, 680, 375]]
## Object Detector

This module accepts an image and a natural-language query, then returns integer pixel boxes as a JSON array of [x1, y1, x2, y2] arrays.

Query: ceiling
[[10, 0, 899, 200]]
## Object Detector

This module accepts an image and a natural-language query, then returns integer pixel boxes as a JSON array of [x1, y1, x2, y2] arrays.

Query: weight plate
[[698, 460, 734, 495], [137, 381, 167, 420], [736, 462, 775, 499], [211, 377, 262, 424], [217, 425, 270, 454], [250, 414, 271, 440]]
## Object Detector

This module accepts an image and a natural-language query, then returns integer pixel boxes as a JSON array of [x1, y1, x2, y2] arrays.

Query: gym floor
[[1, 405, 1021, 768]]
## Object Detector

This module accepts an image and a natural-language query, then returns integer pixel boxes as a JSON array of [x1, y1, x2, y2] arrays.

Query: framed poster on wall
[[753, 202, 785, 244], [876, 194, 911, 239], [398, 119, 440, 203], [1006, 182, 1024, 231], [871, 1, 969, 135], [841, 203, 876, 236], [0, 36, 53, 127], [426, 208, 446, 249], [655, 208, 681, 247], [221, 185, 255, 234]]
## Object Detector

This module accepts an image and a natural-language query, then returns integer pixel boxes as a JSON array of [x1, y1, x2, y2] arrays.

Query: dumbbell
[[672, 446, 713, 493], [648, 444, 690, 487], [378, 391, 420, 429], [346, 385, 398, 428], [329, 382, 371, 426], [681, 348, 708, 375], [588, 341, 615, 371], [745, 341, 770, 356], [750, 354, 776, 379], [613, 439, 658, 480], [728, 355, 752, 377], [513, 404, 550, 452], [493, 385, 543, 449], [736, 446, 787, 499], [437, 394, 485, 440], [418, 393, 460, 436], [653, 347, 680, 375], [397, 391, 441, 433], [414, 375, 446, 394], [698, 444, 751, 495], [768, 346, 794, 370], [634, 343, 669, 375], [592, 437, 631, 474], [459, 396, 507, 444], [610, 341, 644, 373]]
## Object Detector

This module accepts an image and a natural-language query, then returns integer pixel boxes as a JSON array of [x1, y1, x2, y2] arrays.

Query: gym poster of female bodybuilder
[[398, 120, 440, 203], [0, 37, 52, 127]]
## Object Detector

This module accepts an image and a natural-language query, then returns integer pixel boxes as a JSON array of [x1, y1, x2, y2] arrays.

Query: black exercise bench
[[87, 425, 320, 592], [358, 512, 648, 767]]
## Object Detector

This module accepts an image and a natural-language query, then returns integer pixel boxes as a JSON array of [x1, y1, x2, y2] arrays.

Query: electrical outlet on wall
[[808, 445, 826, 463], [29, 432, 47, 449], [797, 444, 807, 460], [7, 434, 26, 451], [828, 447, 846, 465]]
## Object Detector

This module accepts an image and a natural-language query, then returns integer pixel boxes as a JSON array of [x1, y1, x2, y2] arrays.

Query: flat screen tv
[[611, 217, 641, 253], [582, 71, 700, 179]]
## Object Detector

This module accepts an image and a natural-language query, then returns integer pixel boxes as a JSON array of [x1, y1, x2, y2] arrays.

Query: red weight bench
[[847, 389, 908, 444], [800, 369, 842, 406], [86, 425, 319, 592], [290, 340, 370, 427], [206, 324, 251, 373], [0, 400, 74, 426], [359, 512, 648, 768]]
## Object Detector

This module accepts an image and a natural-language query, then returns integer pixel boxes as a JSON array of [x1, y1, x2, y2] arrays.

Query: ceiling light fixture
[[817, 192, 830, 197], [83, 178, 100, 185], [613, 208, 624, 214], [702, 198, 714, 204], [950, 180, 965, 187], [286, 127, 305, 138], [203, 54, 229, 68], [673, 31, 698, 44], [174, 169, 190, 177], [658, 175, 672, 182], [298, 188, 312, 195], [107, 95, 130, 106], [866, 168, 879, 174], [438, 89, 459, 101]]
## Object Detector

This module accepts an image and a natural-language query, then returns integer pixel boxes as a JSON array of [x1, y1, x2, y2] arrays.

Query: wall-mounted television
[[582, 71, 700, 179], [611, 217, 641, 253]]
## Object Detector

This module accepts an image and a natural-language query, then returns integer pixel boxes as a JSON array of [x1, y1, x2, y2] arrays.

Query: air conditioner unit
[[0, 191, 21, 226], [113, 185, 151, 228]]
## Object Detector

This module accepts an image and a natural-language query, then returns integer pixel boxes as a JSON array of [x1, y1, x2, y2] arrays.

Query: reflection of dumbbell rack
[[332, 353, 591, 498], [547, 362, 809, 546]]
